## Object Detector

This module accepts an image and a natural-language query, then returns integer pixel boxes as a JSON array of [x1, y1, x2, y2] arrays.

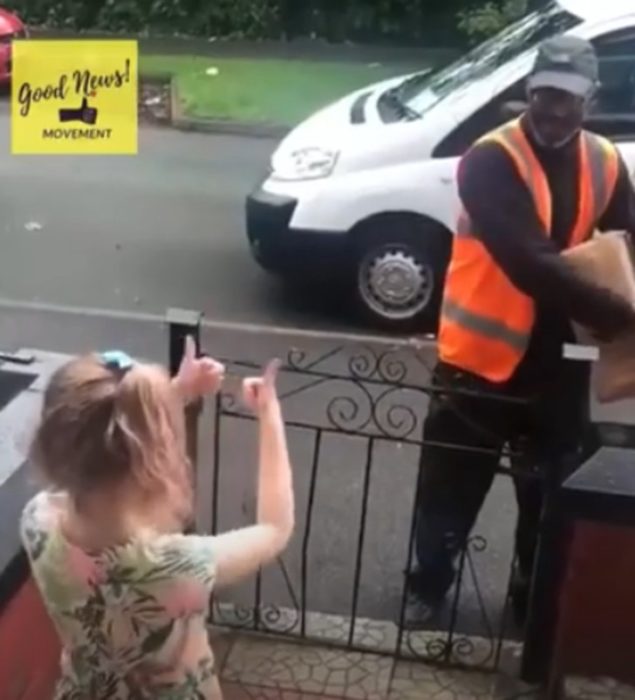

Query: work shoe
[[399, 591, 444, 630]]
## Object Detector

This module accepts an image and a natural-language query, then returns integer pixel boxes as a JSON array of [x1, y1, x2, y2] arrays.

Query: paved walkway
[[211, 626, 635, 700]]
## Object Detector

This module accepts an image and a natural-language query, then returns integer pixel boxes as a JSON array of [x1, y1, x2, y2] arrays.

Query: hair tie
[[100, 350, 134, 374]]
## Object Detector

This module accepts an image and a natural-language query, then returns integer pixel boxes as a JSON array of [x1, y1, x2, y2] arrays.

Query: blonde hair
[[30, 354, 192, 527]]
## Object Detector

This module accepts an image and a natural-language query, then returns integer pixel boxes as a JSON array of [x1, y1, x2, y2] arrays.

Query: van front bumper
[[245, 186, 349, 278]]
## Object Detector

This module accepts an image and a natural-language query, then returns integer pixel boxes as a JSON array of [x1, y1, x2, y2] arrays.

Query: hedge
[[4, 0, 547, 45]]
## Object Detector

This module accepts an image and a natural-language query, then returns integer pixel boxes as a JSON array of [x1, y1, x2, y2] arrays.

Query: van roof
[[559, 0, 635, 21]]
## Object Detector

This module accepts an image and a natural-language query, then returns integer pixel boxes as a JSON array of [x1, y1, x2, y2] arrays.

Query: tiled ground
[[211, 602, 509, 667], [211, 625, 635, 700], [222, 685, 340, 700], [222, 635, 393, 700]]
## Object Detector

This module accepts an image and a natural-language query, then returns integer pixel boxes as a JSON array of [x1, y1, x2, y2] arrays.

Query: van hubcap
[[358, 246, 433, 321]]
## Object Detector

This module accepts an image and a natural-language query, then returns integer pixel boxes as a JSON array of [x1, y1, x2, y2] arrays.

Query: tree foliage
[[457, 0, 528, 43], [5, 0, 543, 44]]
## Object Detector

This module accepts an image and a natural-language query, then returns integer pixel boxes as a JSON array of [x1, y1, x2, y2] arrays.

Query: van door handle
[[440, 176, 453, 185]]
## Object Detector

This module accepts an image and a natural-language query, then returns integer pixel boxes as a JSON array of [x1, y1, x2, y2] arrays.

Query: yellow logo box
[[11, 40, 138, 155]]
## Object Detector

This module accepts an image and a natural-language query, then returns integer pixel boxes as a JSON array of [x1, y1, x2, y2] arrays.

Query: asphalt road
[[0, 104, 360, 332], [2, 111, 634, 651]]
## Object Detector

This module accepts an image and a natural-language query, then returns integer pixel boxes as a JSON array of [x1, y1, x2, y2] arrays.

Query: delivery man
[[405, 35, 635, 629]]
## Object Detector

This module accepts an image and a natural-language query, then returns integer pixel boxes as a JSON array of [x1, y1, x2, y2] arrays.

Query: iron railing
[[165, 310, 635, 676], [206, 341, 541, 672]]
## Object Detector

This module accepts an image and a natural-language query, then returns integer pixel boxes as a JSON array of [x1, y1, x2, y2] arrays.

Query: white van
[[246, 0, 635, 331]]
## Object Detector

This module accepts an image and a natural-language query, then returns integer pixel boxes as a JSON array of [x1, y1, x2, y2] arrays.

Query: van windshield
[[399, 0, 581, 115]]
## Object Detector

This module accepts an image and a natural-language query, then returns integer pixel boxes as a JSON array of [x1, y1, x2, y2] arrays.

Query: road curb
[[169, 77, 290, 140]]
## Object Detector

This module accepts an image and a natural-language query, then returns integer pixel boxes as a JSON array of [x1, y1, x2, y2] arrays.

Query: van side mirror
[[501, 100, 527, 120]]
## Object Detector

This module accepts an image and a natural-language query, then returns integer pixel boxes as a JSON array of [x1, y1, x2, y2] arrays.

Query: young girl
[[20, 338, 294, 699]]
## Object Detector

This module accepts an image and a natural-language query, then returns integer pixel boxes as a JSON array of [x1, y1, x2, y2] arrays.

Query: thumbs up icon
[[58, 97, 98, 125]]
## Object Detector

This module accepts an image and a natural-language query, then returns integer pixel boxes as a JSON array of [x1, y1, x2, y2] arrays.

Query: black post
[[167, 308, 204, 533], [521, 348, 600, 684], [167, 307, 203, 377], [520, 469, 567, 684], [520, 432, 600, 683]]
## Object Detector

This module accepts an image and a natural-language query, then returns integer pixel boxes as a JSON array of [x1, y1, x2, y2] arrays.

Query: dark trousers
[[411, 359, 594, 603]]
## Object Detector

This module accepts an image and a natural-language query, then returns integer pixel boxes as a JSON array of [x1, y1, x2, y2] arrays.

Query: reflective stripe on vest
[[439, 120, 619, 383], [575, 131, 619, 243], [442, 298, 529, 353]]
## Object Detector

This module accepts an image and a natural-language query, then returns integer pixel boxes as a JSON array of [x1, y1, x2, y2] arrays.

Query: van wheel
[[352, 217, 450, 333]]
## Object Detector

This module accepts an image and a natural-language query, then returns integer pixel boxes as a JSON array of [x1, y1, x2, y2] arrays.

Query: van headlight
[[271, 147, 339, 181]]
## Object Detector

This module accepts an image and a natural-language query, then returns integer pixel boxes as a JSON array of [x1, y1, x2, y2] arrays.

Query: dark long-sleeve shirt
[[457, 117, 635, 382]]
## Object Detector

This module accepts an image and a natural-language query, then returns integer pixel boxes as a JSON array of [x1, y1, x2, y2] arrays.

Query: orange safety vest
[[438, 118, 619, 383]]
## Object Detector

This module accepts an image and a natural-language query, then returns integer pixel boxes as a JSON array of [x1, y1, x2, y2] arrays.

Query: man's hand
[[590, 324, 630, 344], [584, 292, 635, 344]]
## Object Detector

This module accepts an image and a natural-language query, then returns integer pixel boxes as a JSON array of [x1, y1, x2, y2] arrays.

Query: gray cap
[[528, 35, 599, 97]]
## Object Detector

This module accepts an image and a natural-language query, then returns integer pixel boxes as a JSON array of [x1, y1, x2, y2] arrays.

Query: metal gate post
[[167, 308, 204, 532]]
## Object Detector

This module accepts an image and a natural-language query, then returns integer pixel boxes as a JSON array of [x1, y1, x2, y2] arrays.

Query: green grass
[[140, 55, 424, 126]]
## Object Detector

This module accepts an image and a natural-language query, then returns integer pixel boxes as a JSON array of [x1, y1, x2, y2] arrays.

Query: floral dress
[[20, 491, 221, 700]]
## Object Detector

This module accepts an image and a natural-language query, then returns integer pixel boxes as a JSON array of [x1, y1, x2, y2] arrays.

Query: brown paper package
[[562, 231, 635, 403]]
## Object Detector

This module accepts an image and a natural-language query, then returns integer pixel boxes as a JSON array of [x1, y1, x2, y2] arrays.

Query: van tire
[[351, 215, 450, 334]]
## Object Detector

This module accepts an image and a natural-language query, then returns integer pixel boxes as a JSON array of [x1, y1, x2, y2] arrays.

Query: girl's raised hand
[[242, 359, 281, 415], [175, 336, 225, 402]]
